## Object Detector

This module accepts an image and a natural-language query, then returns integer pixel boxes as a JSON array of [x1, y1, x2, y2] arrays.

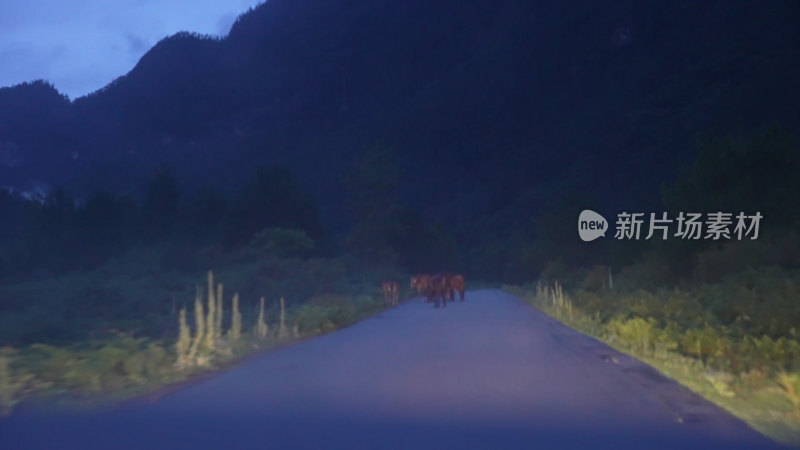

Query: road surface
[[0, 290, 783, 449]]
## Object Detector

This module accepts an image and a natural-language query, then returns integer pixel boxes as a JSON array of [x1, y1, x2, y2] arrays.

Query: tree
[[341, 143, 402, 269], [142, 166, 181, 239], [182, 185, 229, 244], [664, 127, 800, 231], [230, 166, 324, 245], [75, 191, 138, 267]]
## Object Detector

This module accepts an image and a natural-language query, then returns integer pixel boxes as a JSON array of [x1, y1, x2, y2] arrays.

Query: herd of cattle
[[381, 273, 466, 308]]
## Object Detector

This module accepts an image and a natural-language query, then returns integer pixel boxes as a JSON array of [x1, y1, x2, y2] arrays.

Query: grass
[[506, 281, 800, 447], [0, 241, 395, 415], [0, 283, 387, 415]]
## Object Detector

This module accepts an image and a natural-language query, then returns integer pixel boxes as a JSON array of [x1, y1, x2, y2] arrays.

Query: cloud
[[0, 0, 264, 99], [216, 13, 238, 36], [126, 34, 150, 54]]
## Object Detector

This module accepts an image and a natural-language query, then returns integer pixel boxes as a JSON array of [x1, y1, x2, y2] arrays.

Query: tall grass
[[508, 278, 800, 445], [0, 269, 385, 416]]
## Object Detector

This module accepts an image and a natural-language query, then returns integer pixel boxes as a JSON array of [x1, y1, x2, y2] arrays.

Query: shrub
[[680, 327, 726, 363], [777, 372, 800, 421], [605, 317, 660, 356], [294, 305, 336, 335], [0, 348, 40, 416], [693, 241, 768, 284], [250, 227, 315, 258]]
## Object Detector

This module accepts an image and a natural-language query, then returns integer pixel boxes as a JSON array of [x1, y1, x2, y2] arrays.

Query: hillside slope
[[0, 0, 798, 228]]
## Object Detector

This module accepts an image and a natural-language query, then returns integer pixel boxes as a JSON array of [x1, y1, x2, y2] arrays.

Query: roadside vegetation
[[0, 159, 416, 416], [0, 258, 388, 416], [508, 263, 800, 445], [506, 129, 800, 445]]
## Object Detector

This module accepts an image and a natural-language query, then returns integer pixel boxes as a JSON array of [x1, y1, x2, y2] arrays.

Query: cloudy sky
[[0, 0, 263, 100]]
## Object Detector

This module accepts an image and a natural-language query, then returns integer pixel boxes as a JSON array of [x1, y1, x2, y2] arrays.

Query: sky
[[0, 0, 264, 100]]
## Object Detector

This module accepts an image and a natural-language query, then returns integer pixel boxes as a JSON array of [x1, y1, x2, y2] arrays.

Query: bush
[[293, 305, 336, 335], [581, 265, 611, 291], [250, 227, 315, 258], [605, 316, 665, 356]]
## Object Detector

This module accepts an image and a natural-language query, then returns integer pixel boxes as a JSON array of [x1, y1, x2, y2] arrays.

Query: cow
[[381, 280, 399, 306], [448, 274, 466, 301], [410, 274, 431, 301], [439, 272, 465, 302], [425, 273, 449, 308]]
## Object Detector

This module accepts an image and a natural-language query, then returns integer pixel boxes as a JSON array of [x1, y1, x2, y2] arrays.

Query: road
[[0, 289, 783, 449]]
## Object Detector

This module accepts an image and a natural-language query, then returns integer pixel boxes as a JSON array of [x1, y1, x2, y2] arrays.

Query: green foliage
[[680, 327, 726, 363], [777, 372, 800, 421], [539, 259, 572, 286], [696, 267, 800, 339], [278, 298, 288, 339], [181, 186, 228, 244], [215, 283, 223, 340], [341, 142, 400, 221], [692, 234, 800, 284], [529, 264, 800, 374], [250, 227, 315, 258], [229, 293, 242, 342], [22, 336, 173, 394], [188, 292, 205, 365], [703, 371, 736, 398], [142, 166, 180, 239], [291, 293, 375, 336], [205, 272, 217, 352], [383, 208, 457, 273], [175, 308, 191, 369], [341, 142, 402, 269], [0, 164, 328, 278], [231, 166, 324, 244], [581, 265, 611, 291], [255, 298, 268, 339], [75, 191, 140, 267], [0, 264, 388, 414], [606, 317, 661, 356], [294, 305, 337, 335], [614, 252, 682, 291], [664, 127, 800, 230], [513, 279, 800, 444], [0, 348, 37, 416]]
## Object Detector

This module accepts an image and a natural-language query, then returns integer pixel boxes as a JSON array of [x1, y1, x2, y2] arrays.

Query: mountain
[[1, 0, 798, 233]]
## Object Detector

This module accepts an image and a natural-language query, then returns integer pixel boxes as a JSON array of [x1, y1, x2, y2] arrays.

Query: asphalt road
[[0, 289, 784, 449]]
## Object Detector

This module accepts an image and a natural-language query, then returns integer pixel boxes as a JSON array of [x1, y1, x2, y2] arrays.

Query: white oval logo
[[578, 210, 608, 242]]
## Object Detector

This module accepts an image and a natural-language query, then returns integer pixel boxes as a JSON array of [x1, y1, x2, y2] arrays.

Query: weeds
[[255, 298, 269, 340], [509, 278, 800, 445], [0, 269, 384, 416], [778, 372, 800, 421], [0, 349, 36, 416]]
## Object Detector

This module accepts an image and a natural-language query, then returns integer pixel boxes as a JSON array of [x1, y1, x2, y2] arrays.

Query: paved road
[[0, 290, 784, 449]]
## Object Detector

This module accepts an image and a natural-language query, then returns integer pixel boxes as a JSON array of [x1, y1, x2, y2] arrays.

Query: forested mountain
[[1, 0, 798, 268]]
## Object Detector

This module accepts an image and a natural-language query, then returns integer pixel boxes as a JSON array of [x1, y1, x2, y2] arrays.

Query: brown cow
[[440, 272, 465, 302], [381, 281, 399, 306], [425, 273, 449, 308], [410, 274, 431, 301], [448, 274, 466, 301]]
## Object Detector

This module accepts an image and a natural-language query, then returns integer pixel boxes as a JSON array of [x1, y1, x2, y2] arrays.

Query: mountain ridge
[[1, 0, 798, 231]]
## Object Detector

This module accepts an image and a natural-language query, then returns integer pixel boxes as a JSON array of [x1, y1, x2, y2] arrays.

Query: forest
[[0, 0, 799, 445]]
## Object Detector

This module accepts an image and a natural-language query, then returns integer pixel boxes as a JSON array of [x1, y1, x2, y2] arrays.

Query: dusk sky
[[0, 0, 263, 100]]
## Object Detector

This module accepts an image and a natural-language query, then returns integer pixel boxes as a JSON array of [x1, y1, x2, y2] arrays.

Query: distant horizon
[[0, 0, 264, 100]]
